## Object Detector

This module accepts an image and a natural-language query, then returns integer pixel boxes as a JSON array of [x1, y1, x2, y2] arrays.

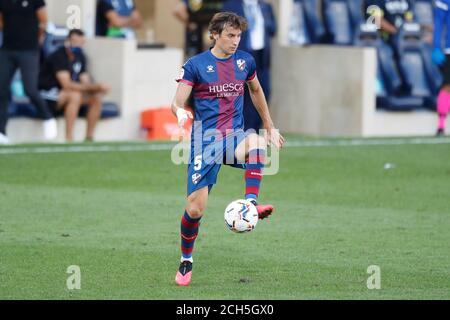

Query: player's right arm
[[171, 83, 194, 127], [172, 59, 197, 127]]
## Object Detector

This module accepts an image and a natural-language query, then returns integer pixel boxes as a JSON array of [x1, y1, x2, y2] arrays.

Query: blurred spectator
[[0, 0, 57, 144], [433, 0, 450, 136], [38, 29, 109, 142], [223, 0, 276, 131], [365, 0, 414, 39], [412, 0, 434, 44], [96, 0, 143, 39], [173, 0, 224, 58]]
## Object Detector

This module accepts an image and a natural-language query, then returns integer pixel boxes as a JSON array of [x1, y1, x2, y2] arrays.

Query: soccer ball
[[224, 199, 258, 233]]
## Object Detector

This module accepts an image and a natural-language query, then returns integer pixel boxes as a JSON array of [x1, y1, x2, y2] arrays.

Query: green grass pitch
[[0, 137, 449, 299]]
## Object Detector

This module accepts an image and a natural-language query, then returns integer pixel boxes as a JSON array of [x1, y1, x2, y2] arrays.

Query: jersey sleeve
[[434, 0, 450, 49], [176, 59, 197, 87], [246, 55, 257, 82]]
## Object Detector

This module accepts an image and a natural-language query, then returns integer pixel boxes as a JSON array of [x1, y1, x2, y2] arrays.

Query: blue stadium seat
[[302, 0, 327, 43], [41, 24, 69, 58], [322, 0, 354, 45], [354, 24, 425, 111], [393, 23, 441, 109], [413, 0, 434, 26], [347, 0, 365, 29], [289, 0, 312, 45]]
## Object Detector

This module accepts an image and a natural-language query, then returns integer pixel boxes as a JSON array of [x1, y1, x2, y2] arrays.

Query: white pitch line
[[0, 137, 450, 155]]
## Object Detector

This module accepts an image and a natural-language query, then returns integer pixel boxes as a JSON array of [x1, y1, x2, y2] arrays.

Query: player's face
[[214, 25, 242, 56]]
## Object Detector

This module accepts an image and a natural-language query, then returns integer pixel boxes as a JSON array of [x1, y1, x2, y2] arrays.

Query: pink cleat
[[248, 199, 274, 220], [256, 204, 274, 220], [175, 261, 192, 286]]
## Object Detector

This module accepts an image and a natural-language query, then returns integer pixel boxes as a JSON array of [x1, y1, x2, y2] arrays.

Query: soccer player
[[171, 12, 284, 286], [433, 0, 450, 136]]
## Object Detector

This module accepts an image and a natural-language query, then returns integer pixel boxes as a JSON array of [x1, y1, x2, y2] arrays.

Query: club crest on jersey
[[237, 59, 246, 71], [192, 173, 202, 185], [206, 65, 215, 73]]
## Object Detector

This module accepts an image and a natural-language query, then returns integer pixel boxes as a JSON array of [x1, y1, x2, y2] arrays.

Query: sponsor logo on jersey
[[208, 83, 244, 95], [207, 65, 215, 73]]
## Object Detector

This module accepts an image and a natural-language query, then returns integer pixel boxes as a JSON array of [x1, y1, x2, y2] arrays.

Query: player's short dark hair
[[208, 12, 248, 39], [68, 29, 85, 39]]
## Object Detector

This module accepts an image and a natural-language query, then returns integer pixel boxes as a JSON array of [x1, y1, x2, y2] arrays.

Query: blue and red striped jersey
[[177, 49, 257, 136]]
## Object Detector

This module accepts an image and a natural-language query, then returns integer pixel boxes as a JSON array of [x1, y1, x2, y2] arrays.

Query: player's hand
[[432, 48, 446, 66], [176, 108, 193, 127], [264, 127, 285, 150]]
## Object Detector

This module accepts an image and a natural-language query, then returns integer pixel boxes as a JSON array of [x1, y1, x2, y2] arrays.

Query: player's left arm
[[247, 76, 285, 149]]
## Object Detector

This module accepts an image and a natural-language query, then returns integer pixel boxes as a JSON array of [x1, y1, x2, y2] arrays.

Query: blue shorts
[[187, 129, 250, 196]]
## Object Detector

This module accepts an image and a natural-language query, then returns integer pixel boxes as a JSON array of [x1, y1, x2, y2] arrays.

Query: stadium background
[[4, 0, 443, 142]]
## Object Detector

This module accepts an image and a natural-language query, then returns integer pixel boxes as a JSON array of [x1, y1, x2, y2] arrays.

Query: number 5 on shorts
[[194, 155, 202, 171]]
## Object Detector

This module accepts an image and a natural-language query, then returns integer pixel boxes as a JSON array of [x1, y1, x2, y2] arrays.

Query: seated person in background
[[38, 29, 109, 142], [96, 0, 143, 39], [365, 0, 414, 39]]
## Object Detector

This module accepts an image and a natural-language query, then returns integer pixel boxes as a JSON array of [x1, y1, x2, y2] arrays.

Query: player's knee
[[443, 85, 450, 93], [186, 203, 205, 219]]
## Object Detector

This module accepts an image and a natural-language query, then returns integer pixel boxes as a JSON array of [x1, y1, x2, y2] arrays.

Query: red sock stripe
[[246, 186, 260, 195], [181, 217, 199, 229], [181, 246, 194, 254], [247, 155, 266, 164], [181, 233, 198, 242], [245, 169, 262, 180]]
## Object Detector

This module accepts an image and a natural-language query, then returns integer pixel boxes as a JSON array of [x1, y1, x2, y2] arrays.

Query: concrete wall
[[271, 45, 377, 137]]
